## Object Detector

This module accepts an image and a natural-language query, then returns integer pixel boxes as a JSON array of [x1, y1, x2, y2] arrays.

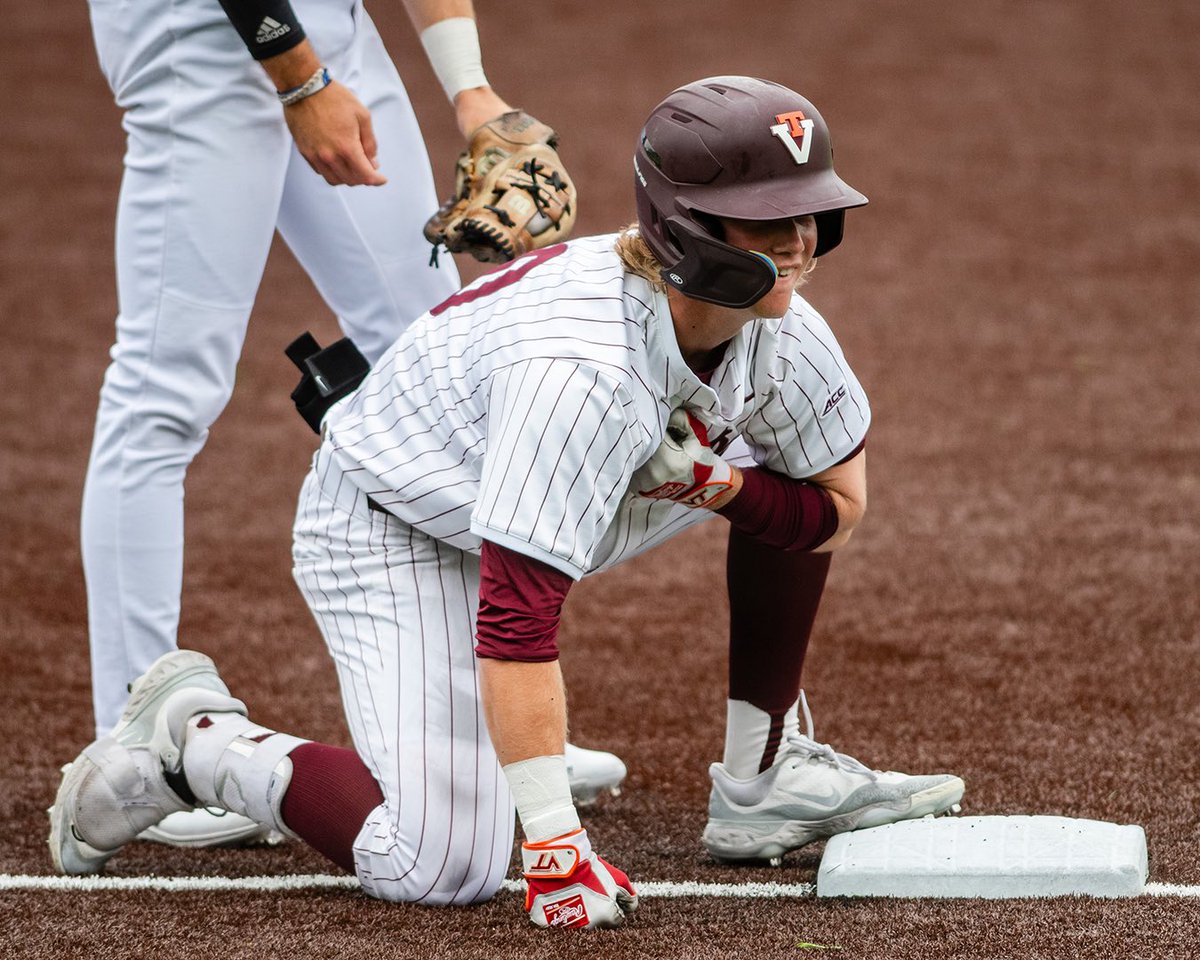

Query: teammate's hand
[[522, 828, 638, 929], [452, 86, 513, 139], [631, 407, 741, 510], [284, 81, 387, 187]]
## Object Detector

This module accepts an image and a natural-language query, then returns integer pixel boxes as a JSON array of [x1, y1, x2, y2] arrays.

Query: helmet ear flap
[[812, 210, 846, 258], [658, 217, 778, 309]]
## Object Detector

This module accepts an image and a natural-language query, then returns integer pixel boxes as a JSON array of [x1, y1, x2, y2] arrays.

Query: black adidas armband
[[217, 0, 306, 61]]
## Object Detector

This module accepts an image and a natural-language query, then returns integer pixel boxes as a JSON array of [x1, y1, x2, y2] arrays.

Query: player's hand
[[631, 407, 741, 510], [452, 86, 513, 139], [284, 81, 387, 187], [522, 828, 638, 929]]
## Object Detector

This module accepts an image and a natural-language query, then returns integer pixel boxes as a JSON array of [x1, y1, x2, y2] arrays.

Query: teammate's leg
[[276, 11, 460, 364], [82, 3, 292, 737]]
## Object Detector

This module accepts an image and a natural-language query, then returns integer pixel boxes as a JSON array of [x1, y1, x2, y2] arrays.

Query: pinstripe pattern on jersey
[[292, 447, 513, 905], [325, 234, 869, 580], [473, 358, 646, 577], [733, 302, 869, 477]]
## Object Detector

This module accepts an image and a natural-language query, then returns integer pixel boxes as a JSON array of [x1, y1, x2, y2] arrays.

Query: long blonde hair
[[613, 224, 667, 289]]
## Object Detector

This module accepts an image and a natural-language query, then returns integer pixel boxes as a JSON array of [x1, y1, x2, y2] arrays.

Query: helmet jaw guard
[[658, 217, 777, 309], [634, 77, 867, 308]]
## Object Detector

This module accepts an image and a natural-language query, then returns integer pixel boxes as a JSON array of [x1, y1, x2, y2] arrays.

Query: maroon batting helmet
[[634, 76, 868, 308]]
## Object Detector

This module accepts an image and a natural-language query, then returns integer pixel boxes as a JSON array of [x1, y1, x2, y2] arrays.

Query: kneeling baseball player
[[50, 77, 965, 929]]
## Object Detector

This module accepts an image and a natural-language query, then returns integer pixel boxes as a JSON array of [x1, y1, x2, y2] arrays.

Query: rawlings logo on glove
[[424, 110, 577, 264], [631, 407, 741, 510], [522, 828, 638, 929]]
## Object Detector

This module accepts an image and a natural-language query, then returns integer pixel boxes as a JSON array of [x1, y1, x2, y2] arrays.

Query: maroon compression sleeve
[[280, 742, 384, 872], [475, 540, 573, 662], [717, 466, 839, 551], [727, 532, 833, 769]]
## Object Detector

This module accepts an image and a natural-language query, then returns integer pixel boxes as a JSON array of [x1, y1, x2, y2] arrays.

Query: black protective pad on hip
[[286, 332, 370, 434]]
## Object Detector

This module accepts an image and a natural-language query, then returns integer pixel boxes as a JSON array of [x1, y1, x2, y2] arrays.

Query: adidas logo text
[[256, 17, 291, 44]]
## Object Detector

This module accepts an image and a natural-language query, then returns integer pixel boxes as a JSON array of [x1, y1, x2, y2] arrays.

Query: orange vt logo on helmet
[[770, 110, 815, 165]]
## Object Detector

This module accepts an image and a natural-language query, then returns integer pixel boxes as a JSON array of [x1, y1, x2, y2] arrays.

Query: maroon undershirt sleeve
[[475, 540, 574, 662], [716, 466, 840, 552]]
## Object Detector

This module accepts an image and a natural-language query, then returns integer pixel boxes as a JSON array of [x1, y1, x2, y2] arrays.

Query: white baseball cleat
[[565, 742, 627, 806], [138, 807, 285, 848], [48, 650, 247, 875], [702, 693, 964, 864]]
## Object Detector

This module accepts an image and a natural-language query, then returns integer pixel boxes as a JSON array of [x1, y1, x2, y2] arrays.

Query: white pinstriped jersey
[[324, 234, 870, 579]]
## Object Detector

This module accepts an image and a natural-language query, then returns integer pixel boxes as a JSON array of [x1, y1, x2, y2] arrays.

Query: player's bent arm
[[633, 406, 866, 552], [801, 448, 867, 552], [715, 454, 865, 553]]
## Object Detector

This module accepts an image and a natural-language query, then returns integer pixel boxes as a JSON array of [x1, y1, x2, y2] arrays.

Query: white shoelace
[[782, 691, 876, 777]]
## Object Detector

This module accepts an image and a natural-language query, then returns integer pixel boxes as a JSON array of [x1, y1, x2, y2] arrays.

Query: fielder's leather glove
[[631, 407, 740, 510], [423, 110, 577, 263], [522, 828, 638, 929]]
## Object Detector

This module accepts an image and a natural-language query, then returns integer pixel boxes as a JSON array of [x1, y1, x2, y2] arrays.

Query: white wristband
[[419, 17, 489, 102], [278, 66, 331, 106], [503, 754, 580, 843]]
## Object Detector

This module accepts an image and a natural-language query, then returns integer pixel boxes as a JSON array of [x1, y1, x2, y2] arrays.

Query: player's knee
[[99, 371, 233, 455], [359, 855, 507, 906]]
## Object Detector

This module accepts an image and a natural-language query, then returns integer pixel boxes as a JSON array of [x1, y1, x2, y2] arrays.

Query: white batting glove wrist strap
[[521, 827, 592, 878], [504, 754, 581, 843]]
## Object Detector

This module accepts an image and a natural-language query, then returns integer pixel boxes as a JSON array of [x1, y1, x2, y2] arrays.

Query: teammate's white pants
[[291, 442, 514, 904], [83, 0, 460, 734]]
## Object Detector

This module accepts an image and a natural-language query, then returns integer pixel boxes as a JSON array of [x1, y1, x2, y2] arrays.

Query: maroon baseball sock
[[279, 742, 384, 872], [726, 528, 832, 772]]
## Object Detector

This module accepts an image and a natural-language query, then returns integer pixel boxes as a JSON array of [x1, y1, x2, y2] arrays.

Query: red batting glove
[[522, 828, 638, 929], [631, 407, 739, 510]]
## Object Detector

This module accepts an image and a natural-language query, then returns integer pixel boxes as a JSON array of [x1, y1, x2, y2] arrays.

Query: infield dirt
[[3, 2, 1199, 957]]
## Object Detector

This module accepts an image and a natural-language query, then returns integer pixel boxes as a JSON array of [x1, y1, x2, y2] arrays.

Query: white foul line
[[1145, 883, 1200, 898], [0, 874, 812, 897], [0, 873, 361, 893], [1, 874, 1198, 898]]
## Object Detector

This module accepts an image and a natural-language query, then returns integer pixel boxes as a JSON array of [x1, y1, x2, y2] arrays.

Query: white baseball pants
[[291, 441, 515, 904], [83, 0, 459, 734]]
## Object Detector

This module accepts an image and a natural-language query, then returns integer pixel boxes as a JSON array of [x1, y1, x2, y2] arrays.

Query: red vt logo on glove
[[530, 852, 563, 873]]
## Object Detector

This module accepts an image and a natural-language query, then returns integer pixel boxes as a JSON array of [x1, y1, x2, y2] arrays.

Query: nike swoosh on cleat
[[779, 786, 844, 807]]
